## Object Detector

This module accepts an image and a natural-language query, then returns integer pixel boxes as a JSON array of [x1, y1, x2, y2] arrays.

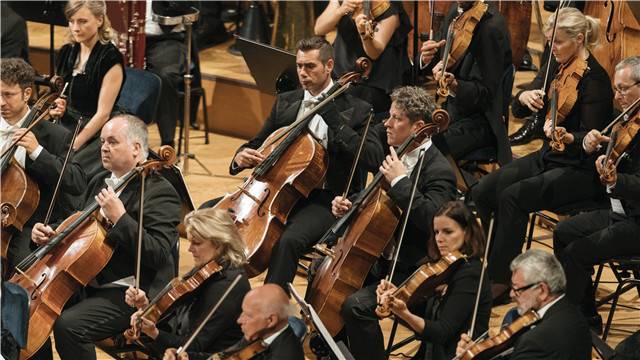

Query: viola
[[352, 1, 391, 39], [600, 101, 640, 184], [8, 146, 176, 359], [210, 339, 268, 360], [403, 1, 453, 60], [376, 250, 467, 318], [457, 309, 540, 360], [306, 109, 450, 336], [437, 1, 488, 98], [123, 260, 223, 341], [214, 58, 372, 277]]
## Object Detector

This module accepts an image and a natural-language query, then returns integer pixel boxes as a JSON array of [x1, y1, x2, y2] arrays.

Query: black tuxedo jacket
[[252, 327, 304, 360], [229, 88, 374, 195], [83, 170, 181, 297], [510, 296, 591, 360], [24, 120, 86, 226]]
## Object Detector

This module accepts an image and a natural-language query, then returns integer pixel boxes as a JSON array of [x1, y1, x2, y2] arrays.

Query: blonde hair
[[545, 7, 600, 50], [184, 208, 247, 268], [65, 0, 117, 44]]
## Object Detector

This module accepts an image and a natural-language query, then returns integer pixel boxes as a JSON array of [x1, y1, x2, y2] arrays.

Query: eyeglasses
[[614, 81, 640, 95], [510, 282, 540, 297]]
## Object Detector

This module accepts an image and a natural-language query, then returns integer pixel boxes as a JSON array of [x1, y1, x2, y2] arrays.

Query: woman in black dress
[[125, 208, 251, 358], [51, 0, 125, 180], [377, 201, 492, 360], [314, 0, 411, 114]]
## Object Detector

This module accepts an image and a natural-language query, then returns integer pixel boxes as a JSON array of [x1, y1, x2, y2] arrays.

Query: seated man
[[163, 284, 304, 360], [456, 250, 592, 360], [553, 56, 640, 331]]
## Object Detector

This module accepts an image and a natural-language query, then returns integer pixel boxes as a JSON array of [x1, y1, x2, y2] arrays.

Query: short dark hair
[[0, 58, 35, 91], [296, 37, 333, 64], [390, 86, 436, 124], [427, 201, 486, 260]]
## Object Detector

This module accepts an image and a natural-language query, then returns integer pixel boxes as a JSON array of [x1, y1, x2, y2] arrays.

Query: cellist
[[30, 114, 181, 359], [202, 37, 374, 290], [0, 58, 86, 274], [553, 56, 640, 333], [332, 86, 458, 359]]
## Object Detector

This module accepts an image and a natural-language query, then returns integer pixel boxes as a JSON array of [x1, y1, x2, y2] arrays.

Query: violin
[[306, 109, 450, 336], [437, 1, 488, 99], [351, 1, 391, 39], [376, 250, 467, 318], [599, 100, 640, 184], [214, 58, 372, 277], [124, 260, 223, 341], [209, 339, 268, 360], [456, 309, 540, 360], [8, 146, 176, 359]]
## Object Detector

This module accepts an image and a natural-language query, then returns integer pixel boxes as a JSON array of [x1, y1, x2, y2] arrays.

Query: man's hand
[[125, 286, 149, 309], [233, 148, 265, 169], [518, 89, 545, 112], [420, 39, 446, 65], [163, 348, 189, 360], [49, 98, 67, 118], [455, 333, 473, 356], [380, 147, 407, 184], [583, 129, 610, 154], [12, 128, 39, 154], [331, 196, 352, 218], [596, 154, 617, 186], [96, 187, 126, 224], [32, 223, 55, 245]]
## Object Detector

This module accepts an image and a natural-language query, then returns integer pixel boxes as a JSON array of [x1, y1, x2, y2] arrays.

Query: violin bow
[[0, 103, 58, 159], [387, 148, 427, 284], [602, 97, 640, 135], [341, 111, 374, 199], [134, 169, 147, 291], [43, 117, 84, 226], [176, 274, 243, 356], [468, 217, 494, 338], [51, 82, 69, 124]]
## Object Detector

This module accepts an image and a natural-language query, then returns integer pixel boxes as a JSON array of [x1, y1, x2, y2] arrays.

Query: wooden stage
[[23, 14, 639, 360]]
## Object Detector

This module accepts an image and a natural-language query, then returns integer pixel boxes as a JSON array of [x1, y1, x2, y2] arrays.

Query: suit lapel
[[279, 90, 304, 126]]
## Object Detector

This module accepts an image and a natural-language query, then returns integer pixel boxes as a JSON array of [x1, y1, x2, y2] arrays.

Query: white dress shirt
[[0, 109, 43, 168], [390, 140, 433, 187], [298, 80, 335, 149]]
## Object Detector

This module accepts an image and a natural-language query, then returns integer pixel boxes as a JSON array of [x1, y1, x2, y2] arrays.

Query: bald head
[[238, 284, 292, 341], [246, 284, 290, 318]]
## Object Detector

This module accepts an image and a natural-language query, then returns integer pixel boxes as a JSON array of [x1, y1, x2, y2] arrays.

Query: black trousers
[[471, 151, 605, 284], [433, 115, 495, 161], [264, 189, 336, 289], [146, 34, 187, 146], [5, 225, 33, 277], [554, 209, 640, 315]]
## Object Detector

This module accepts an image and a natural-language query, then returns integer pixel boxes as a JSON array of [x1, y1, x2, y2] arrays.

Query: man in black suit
[[32, 114, 181, 360], [0, 58, 86, 275], [225, 37, 374, 289], [420, 1, 512, 166], [331, 86, 458, 360], [553, 56, 640, 331], [163, 284, 304, 360], [456, 249, 592, 360]]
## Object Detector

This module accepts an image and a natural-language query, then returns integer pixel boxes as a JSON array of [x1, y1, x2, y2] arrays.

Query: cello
[[305, 109, 449, 336], [214, 58, 371, 277], [8, 146, 176, 359]]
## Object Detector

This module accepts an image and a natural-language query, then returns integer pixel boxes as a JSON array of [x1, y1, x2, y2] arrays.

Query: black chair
[[116, 68, 162, 124]]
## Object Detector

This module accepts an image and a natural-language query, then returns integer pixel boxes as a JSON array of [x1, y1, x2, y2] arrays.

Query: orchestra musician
[[162, 284, 304, 360], [30, 114, 181, 360], [456, 250, 591, 360], [124, 208, 251, 358], [553, 56, 640, 332], [374, 201, 491, 360], [471, 7, 614, 303], [420, 1, 512, 165], [0, 58, 86, 274], [53, 0, 125, 181], [215, 37, 373, 290], [314, 0, 411, 114]]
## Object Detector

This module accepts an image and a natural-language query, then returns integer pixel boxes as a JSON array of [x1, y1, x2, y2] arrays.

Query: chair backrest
[[116, 68, 162, 124]]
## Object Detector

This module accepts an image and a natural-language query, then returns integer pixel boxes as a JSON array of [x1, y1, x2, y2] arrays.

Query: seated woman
[[375, 201, 491, 360], [125, 208, 251, 358]]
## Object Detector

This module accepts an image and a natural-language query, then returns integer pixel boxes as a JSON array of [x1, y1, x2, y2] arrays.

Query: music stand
[[235, 36, 298, 96]]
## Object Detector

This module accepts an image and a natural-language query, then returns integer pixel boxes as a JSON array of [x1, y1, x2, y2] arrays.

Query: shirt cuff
[[29, 145, 43, 160], [390, 174, 407, 188]]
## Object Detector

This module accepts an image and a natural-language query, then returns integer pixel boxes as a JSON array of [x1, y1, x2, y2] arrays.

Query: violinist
[[471, 7, 614, 303], [456, 250, 591, 360], [420, 1, 512, 165], [314, 0, 411, 114], [211, 37, 372, 290], [30, 114, 181, 360], [0, 58, 86, 274], [53, 0, 125, 180], [124, 208, 251, 358], [163, 284, 304, 360], [333, 94, 459, 360], [553, 56, 640, 333], [376, 201, 491, 360]]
